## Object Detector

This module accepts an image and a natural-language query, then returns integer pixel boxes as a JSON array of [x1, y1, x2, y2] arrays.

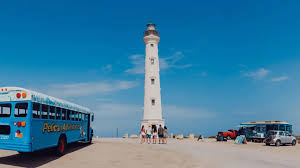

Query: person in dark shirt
[[163, 126, 168, 144], [152, 125, 157, 144], [158, 125, 164, 144]]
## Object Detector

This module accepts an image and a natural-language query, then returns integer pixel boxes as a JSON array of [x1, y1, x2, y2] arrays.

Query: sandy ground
[[0, 138, 299, 168], [0, 138, 197, 168], [163, 138, 300, 168]]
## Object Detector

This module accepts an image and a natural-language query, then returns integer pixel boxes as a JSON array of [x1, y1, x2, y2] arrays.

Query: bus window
[[66, 110, 70, 120], [73, 111, 76, 121], [81, 113, 84, 121], [78, 113, 82, 121], [75, 112, 79, 121], [61, 109, 66, 120], [279, 125, 285, 131], [49, 106, 55, 119], [56, 107, 61, 120], [14, 103, 28, 117], [71, 111, 75, 121], [68, 110, 72, 120], [0, 104, 11, 117], [72, 111, 75, 121], [32, 103, 41, 119], [286, 125, 292, 133], [41, 104, 48, 119]]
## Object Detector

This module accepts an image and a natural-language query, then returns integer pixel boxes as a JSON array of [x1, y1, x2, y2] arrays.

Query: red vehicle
[[219, 129, 238, 140]]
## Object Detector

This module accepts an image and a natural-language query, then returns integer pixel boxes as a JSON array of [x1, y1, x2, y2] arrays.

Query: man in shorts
[[158, 125, 164, 144], [146, 125, 152, 144]]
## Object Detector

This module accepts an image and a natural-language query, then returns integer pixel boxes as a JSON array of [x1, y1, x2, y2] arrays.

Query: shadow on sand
[[0, 142, 92, 168]]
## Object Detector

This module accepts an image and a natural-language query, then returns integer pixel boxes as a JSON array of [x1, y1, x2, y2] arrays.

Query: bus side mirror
[[92, 115, 94, 122]]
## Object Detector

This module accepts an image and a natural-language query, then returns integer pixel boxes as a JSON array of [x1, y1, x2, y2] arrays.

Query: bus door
[[0, 102, 31, 147], [87, 114, 90, 141], [12, 102, 31, 144]]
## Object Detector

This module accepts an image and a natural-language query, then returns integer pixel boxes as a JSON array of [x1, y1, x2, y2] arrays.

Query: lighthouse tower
[[141, 23, 164, 128]]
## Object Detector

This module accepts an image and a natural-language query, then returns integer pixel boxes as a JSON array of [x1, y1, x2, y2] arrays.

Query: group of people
[[140, 124, 168, 144]]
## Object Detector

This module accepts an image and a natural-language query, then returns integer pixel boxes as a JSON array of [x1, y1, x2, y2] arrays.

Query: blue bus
[[0, 87, 94, 155], [238, 121, 292, 142]]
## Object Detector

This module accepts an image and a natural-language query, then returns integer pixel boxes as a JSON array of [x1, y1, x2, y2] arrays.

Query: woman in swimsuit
[[140, 125, 146, 144]]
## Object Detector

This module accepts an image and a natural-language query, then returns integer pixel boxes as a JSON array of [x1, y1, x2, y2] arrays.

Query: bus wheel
[[57, 136, 67, 156]]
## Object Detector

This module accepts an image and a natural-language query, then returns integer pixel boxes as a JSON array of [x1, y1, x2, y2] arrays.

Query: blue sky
[[1, 0, 300, 137]]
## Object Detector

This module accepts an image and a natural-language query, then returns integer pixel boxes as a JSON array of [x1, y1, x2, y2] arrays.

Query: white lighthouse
[[141, 23, 165, 128]]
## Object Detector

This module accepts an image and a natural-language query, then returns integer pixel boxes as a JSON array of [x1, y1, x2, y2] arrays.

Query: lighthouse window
[[151, 58, 155, 65], [151, 99, 155, 106], [150, 44, 154, 47], [151, 78, 155, 85]]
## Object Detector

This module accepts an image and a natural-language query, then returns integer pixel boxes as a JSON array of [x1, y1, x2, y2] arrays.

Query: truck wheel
[[265, 143, 270, 146], [275, 140, 281, 147], [57, 136, 67, 156], [227, 136, 231, 140], [292, 140, 296, 146]]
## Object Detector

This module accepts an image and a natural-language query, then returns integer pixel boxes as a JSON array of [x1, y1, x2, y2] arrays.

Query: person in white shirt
[[146, 125, 152, 144]]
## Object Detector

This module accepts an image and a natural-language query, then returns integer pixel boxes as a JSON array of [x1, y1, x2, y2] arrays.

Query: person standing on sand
[[146, 125, 152, 144], [163, 126, 168, 144], [158, 125, 164, 144], [140, 125, 146, 144], [152, 125, 158, 144]]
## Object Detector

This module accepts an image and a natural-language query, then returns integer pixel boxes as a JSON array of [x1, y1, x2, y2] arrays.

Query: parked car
[[220, 129, 238, 140], [264, 130, 297, 146]]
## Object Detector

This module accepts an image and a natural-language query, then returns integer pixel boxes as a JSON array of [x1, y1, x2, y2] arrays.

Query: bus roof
[[240, 121, 290, 125], [0, 87, 91, 114]]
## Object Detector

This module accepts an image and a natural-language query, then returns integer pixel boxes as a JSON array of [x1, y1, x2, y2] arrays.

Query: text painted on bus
[[42, 123, 80, 133]]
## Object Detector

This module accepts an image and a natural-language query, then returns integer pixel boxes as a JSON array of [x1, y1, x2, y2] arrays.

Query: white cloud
[[125, 51, 192, 75], [92, 103, 143, 137], [125, 54, 144, 74], [160, 51, 192, 70], [95, 98, 112, 102], [270, 76, 289, 82], [199, 72, 207, 77], [91, 103, 215, 136], [244, 68, 270, 80], [232, 110, 257, 115], [102, 64, 112, 73], [47, 80, 139, 98], [94, 103, 215, 122], [163, 105, 216, 119], [95, 103, 142, 118]]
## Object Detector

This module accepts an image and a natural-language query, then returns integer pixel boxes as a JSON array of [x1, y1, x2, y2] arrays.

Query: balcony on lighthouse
[[144, 22, 159, 37]]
